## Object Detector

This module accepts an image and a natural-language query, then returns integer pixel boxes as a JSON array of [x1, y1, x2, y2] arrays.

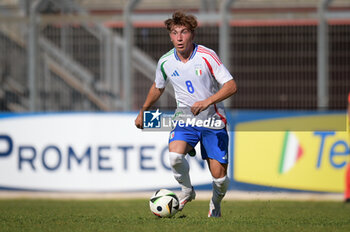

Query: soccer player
[[345, 92, 350, 203], [135, 11, 237, 217]]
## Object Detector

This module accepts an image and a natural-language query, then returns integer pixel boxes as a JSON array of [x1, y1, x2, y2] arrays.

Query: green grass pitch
[[1, 199, 350, 232]]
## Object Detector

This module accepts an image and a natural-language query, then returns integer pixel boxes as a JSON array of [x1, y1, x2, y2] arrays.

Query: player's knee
[[210, 167, 227, 179]]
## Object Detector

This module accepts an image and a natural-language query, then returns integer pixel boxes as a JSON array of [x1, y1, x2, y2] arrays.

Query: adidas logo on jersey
[[171, 70, 180, 77]]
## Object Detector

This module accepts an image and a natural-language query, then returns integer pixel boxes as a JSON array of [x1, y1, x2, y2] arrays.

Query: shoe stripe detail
[[181, 200, 188, 204]]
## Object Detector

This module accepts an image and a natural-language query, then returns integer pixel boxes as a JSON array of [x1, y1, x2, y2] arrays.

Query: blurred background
[[1, 0, 349, 113], [0, 0, 350, 195]]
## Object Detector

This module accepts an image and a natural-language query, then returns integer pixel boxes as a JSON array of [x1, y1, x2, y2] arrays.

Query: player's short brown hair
[[164, 11, 198, 32]]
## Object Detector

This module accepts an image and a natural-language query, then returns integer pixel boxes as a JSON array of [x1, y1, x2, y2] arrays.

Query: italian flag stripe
[[160, 60, 167, 81], [279, 131, 303, 174]]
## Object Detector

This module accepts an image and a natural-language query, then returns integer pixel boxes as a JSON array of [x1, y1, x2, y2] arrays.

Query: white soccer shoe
[[208, 200, 221, 218], [178, 187, 196, 211]]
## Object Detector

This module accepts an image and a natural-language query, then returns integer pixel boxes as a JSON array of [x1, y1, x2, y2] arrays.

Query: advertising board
[[0, 113, 210, 191]]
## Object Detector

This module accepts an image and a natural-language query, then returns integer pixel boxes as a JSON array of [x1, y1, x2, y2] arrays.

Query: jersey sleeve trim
[[197, 46, 222, 65], [202, 57, 216, 79], [160, 60, 168, 81]]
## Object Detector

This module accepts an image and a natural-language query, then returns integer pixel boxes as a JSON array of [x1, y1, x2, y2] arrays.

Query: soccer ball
[[149, 189, 179, 218]]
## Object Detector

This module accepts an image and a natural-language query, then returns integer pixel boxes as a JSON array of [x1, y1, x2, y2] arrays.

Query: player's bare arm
[[135, 82, 164, 129], [191, 79, 237, 116]]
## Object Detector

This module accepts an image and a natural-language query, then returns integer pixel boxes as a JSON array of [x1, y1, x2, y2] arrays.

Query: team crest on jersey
[[194, 64, 203, 76]]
